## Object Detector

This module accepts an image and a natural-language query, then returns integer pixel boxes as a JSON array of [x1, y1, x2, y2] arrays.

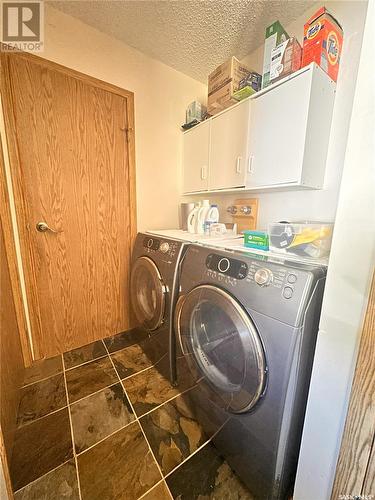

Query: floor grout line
[[12, 458, 73, 495], [162, 416, 231, 481], [21, 353, 65, 388], [67, 378, 122, 407], [75, 416, 136, 457], [17, 333, 221, 499], [62, 355, 83, 500], [21, 370, 64, 389], [136, 478, 173, 500], [103, 340, 166, 495], [16, 403, 69, 430], [135, 382, 198, 420], [64, 353, 109, 372], [106, 337, 212, 498], [163, 437, 212, 480], [116, 352, 168, 381]]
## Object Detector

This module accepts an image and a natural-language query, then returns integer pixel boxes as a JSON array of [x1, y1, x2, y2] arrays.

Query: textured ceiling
[[49, 0, 316, 83]]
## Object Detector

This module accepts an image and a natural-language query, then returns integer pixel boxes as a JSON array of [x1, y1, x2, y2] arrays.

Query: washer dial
[[254, 268, 273, 287], [159, 242, 170, 253]]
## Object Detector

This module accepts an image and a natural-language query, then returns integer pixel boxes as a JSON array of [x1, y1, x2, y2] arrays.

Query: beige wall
[[186, 1, 368, 230], [44, 2, 367, 233], [43, 5, 207, 232]]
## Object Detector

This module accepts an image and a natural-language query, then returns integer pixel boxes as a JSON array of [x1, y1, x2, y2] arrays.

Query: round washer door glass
[[178, 285, 266, 413], [130, 256, 166, 331]]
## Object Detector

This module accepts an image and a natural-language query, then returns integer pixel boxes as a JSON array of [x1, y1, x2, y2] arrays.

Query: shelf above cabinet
[[182, 182, 321, 196]]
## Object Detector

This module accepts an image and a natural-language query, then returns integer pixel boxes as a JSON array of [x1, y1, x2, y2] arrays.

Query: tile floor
[[10, 328, 253, 500]]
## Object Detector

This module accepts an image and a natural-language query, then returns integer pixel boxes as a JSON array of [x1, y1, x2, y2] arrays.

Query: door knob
[[36, 222, 60, 233]]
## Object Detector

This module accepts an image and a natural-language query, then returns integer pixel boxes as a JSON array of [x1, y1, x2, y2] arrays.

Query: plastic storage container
[[268, 221, 333, 259]]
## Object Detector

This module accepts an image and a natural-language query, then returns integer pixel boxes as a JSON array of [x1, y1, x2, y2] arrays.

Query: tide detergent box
[[302, 7, 343, 82]]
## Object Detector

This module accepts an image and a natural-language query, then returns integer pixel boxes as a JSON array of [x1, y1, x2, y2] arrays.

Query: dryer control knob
[[254, 268, 273, 287], [160, 242, 170, 253]]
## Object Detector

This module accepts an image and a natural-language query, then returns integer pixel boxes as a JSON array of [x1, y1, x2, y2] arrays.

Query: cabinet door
[[209, 101, 250, 190], [247, 70, 311, 188], [183, 121, 210, 193]]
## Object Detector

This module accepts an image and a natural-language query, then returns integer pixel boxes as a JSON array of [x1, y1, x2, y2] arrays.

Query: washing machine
[[174, 244, 326, 499], [130, 232, 188, 382]]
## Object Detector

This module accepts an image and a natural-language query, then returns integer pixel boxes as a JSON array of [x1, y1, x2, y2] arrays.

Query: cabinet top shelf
[[182, 62, 335, 134]]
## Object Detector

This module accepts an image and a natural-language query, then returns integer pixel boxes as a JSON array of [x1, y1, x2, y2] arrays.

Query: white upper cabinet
[[246, 66, 335, 189], [182, 64, 335, 194], [182, 120, 210, 193], [209, 100, 250, 190]]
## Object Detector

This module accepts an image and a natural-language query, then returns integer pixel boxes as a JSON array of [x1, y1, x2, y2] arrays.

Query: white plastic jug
[[187, 203, 200, 233], [196, 200, 210, 234], [206, 204, 219, 223], [204, 204, 220, 235]]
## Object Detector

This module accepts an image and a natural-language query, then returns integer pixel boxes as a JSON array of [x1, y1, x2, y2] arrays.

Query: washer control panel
[[246, 262, 300, 299], [206, 254, 248, 280], [143, 237, 179, 260]]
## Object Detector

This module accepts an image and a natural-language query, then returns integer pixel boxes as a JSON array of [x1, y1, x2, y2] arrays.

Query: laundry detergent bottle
[[196, 199, 210, 234], [204, 204, 220, 234], [187, 203, 200, 233]]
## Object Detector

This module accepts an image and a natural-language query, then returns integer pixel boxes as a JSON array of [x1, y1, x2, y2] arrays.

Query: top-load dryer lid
[[177, 285, 266, 413], [130, 256, 166, 331]]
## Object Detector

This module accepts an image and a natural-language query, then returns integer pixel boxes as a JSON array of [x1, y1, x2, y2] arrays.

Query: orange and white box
[[302, 6, 343, 82]]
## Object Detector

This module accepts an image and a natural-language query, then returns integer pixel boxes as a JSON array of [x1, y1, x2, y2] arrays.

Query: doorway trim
[[331, 271, 375, 498]]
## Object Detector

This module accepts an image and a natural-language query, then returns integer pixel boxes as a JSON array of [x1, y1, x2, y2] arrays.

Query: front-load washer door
[[131, 256, 166, 331], [177, 285, 266, 413]]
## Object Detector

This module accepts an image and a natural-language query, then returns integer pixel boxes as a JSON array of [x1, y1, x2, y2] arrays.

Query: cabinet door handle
[[201, 166, 207, 180], [247, 155, 254, 174], [236, 157, 242, 174]]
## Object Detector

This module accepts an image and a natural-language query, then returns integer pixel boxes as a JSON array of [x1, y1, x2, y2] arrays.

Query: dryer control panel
[[182, 244, 326, 328], [206, 254, 248, 280], [246, 261, 300, 300], [143, 236, 179, 260]]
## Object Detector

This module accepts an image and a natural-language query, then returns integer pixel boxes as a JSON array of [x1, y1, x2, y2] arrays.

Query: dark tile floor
[[10, 328, 253, 500]]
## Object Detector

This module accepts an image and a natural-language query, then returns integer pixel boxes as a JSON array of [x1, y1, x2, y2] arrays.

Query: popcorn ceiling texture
[[49, 0, 316, 83]]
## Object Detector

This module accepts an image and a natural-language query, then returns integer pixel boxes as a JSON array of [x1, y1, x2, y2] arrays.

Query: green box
[[244, 231, 269, 251], [232, 86, 257, 101], [262, 21, 289, 88]]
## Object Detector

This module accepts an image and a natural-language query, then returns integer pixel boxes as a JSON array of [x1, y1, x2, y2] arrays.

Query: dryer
[[130, 232, 188, 382], [174, 244, 326, 499]]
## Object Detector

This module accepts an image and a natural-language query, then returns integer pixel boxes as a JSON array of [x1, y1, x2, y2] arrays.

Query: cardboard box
[[244, 230, 269, 251], [208, 57, 251, 114], [185, 101, 206, 124], [270, 37, 302, 84], [302, 7, 343, 82], [233, 72, 262, 101], [262, 21, 289, 88]]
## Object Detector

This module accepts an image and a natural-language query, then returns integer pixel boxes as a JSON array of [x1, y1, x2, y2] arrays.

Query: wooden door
[[1, 53, 136, 359], [331, 271, 375, 498], [209, 101, 249, 191], [182, 120, 210, 193]]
